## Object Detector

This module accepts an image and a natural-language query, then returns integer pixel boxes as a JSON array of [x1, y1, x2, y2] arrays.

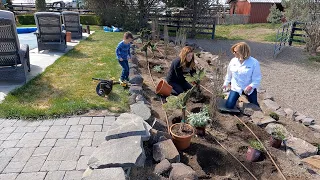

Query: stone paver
[[0, 117, 112, 178], [0, 173, 18, 180], [44, 171, 65, 180]]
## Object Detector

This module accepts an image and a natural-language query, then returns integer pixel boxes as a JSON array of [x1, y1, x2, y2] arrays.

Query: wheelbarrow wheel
[[95, 80, 113, 97], [96, 82, 105, 97]]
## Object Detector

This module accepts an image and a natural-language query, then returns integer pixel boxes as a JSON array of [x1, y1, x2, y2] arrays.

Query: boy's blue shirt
[[116, 40, 131, 60]]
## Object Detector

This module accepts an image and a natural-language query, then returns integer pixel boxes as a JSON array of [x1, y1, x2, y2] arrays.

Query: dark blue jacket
[[166, 58, 196, 83], [115, 40, 131, 60]]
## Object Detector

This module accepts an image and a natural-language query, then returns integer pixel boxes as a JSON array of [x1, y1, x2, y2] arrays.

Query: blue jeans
[[119, 60, 129, 81], [168, 81, 192, 96], [225, 89, 259, 109]]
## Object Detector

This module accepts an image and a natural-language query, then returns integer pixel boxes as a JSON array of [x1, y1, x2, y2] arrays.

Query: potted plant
[[270, 127, 285, 148], [187, 106, 210, 136], [246, 140, 264, 162], [163, 86, 196, 150]]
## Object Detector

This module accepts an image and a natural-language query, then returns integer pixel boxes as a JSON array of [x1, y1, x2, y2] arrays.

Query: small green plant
[[196, 52, 201, 58], [138, 28, 152, 43], [141, 41, 157, 58], [269, 112, 279, 120], [189, 67, 205, 99], [249, 140, 264, 151], [153, 65, 163, 73], [271, 127, 286, 140], [187, 106, 211, 128]]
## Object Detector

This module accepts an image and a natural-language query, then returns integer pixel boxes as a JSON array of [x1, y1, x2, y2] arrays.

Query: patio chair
[[62, 11, 83, 39], [0, 10, 31, 83], [34, 12, 67, 52]]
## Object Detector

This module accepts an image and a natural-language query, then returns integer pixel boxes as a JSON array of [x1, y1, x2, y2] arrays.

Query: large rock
[[153, 139, 180, 163], [263, 93, 274, 100], [106, 113, 150, 141], [169, 163, 198, 180], [136, 94, 150, 105], [129, 68, 140, 76], [129, 75, 144, 86], [129, 94, 137, 105], [275, 108, 287, 117], [130, 103, 151, 122], [301, 155, 320, 175], [149, 129, 172, 145], [286, 137, 318, 158], [251, 114, 277, 126], [284, 108, 295, 120], [239, 102, 261, 116], [129, 62, 138, 69], [310, 125, 320, 132], [265, 123, 292, 139], [129, 85, 143, 95], [262, 99, 280, 111], [295, 115, 306, 122], [82, 168, 126, 180], [301, 117, 315, 126], [88, 136, 146, 169], [154, 159, 172, 176]]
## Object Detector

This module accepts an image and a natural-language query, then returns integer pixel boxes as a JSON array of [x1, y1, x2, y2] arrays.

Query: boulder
[[88, 136, 146, 169], [129, 68, 140, 76], [131, 56, 139, 64], [154, 159, 172, 176], [129, 94, 137, 105], [130, 103, 151, 122], [275, 108, 287, 117], [238, 102, 261, 116], [149, 129, 172, 145], [82, 168, 126, 180], [106, 113, 150, 141], [301, 155, 320, 175], [153, 139, 180, 163], [129, 85, 143, 95], [301, 117, 315, 126], [262, 99, 280, 111], [129, 63, 138, 69], [286, 137, 318, 158], [251, 113, 277, 126], [129, 75, 144, 86], [284, 108, 295, 120], [295, 115, 307, 122], [169, 163, 198, 180], [309, 125, 320, 132], [265, 123, 292, 139], [263, 93, 274, 100], [136, 94, 150, 105], [152, 118, 168, 132]]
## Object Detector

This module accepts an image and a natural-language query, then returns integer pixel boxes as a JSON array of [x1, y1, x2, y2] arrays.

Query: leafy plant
[[138, 28, 152, 43], [141, 41, 157, 58], [190, 67, 205, 99], [267, 4, 282, 24], [249, 140, 264, 151], [269, 112, 279, 121], [271, 127, 286, 140], [153, 65, 163, 73], [187, 106, 211, 128]]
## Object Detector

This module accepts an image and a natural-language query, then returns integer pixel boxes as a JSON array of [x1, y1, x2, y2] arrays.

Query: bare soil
[[171, 124, 194, 137], [130, 42, 314, 180]]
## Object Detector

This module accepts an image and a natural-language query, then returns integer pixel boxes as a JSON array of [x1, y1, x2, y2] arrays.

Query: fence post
[[289, 21, 296, 46], [212, 20, 216, 40]]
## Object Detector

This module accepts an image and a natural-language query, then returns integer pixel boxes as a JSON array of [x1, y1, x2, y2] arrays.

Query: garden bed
[[130, 40, 314, 179]]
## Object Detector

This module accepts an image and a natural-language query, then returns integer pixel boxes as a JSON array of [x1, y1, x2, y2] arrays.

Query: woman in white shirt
[[223, 42, 262, 109]]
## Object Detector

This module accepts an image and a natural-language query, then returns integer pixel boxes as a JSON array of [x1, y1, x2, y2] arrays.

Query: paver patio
[[0, 116, 115, 180]]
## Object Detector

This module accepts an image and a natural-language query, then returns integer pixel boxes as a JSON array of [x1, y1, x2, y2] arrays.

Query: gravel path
[[189, 39, 320, 121]]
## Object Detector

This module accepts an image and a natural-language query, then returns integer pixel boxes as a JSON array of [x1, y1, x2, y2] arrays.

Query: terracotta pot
[[170, 123, 194, 151], [66, 31, 71, 42], [195, 126, 206, 136], [246, 146, 262, 162], [270, 136, 282, 148], [156, 79, 172, 97]]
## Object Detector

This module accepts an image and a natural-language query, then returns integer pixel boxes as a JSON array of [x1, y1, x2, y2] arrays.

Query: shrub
[[35, 0, 46, 12], [249, 140, 264, 151], [269, 112, 279, 120], [80, 15, 102, 25], [187, 106, 211, 128], [267, 4, 282, 24], [17, 15, 35, 25], [271, 127, 286, 140], [152, 65, 163, 73]]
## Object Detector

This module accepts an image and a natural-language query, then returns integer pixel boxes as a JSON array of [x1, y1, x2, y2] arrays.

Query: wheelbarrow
[[92, 78, 130, 97]]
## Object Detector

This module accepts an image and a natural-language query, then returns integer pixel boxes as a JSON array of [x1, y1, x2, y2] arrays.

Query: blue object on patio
[[112, 26, 120, 32], [17, 27, 37, 34], [103, 26, 112, 32]]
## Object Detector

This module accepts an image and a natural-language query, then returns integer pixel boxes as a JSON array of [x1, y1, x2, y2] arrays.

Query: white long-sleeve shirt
[[223, 56, 262, 96]]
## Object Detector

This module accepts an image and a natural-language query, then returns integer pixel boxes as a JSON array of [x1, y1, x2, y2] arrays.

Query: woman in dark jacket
[[166, 46, 196, 95]]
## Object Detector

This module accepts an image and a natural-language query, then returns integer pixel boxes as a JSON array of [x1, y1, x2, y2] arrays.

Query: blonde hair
[[179, 46, 195, 69], [231, 42, 251, 60]]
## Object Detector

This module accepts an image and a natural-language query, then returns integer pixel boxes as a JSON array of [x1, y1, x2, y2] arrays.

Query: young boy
[[116, 32, 133, 84]]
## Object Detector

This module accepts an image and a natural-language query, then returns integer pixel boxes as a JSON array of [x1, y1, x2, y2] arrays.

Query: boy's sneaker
[[119, 78, 124, 84], [126, 78, 130, 82]]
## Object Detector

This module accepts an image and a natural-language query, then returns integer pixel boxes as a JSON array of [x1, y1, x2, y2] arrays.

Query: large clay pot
[[66, 31, 72, 42], [270, 136, 282, 148], [156, 79, 172, 97], [246, 146, 262, 162], [170, 123, 194, 151]]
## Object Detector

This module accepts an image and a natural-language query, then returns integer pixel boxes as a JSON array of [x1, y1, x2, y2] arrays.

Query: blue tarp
[[17, 27, 37, 34], [103, 26, 121, 32]]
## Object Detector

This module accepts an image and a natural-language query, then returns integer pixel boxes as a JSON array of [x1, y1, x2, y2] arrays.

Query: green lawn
[[0, 26, 129, 119]]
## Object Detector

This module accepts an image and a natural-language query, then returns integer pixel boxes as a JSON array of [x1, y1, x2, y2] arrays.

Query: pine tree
[[267, 4, 282, 24], [36, 0, 46, 12]]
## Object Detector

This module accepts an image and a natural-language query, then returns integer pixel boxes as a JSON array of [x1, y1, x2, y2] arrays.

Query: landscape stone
[[252, 116, 276, 126], [239, 102, 261, 116], [149, 129, 172, 145], [309, 125, 320, 132], [301, 155, 320, 175], [263, 93, 274, 100], [295, 115, 306, 122], [129, 94, 137, 105], [265, 123, 292, 139], [275, 108, 287, 117], [88, 136, 146, 169], [129, 75, 144, 85], [129, 68, 139, 75], [286, 137, 318, 158], [82, 168, 126, 180], [284, 108, 295, 120], [154, 159, 172, 176], [169, 163, 198, 180], [301, 117, 315, 126], [153, 139, 180, 163], [136, 94, 150, 105], [106, 113, 150, 141], [262, 99, 280, 111], [130, 103, 151, 121], [129, 63, 138, 69], [129, 85, 143, 95]]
